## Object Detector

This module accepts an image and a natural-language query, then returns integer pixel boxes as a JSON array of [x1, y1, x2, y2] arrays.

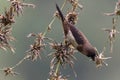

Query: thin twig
[[11, 55, 31, 69], [55, 61, 60, 75]]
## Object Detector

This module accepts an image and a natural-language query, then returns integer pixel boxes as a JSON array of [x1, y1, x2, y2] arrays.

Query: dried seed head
[[67, 0, 83, 11], [0, 9, 15, 26], [49, 70, 68, 80], [65, 11, 79, 25], [8, 0, 35, 16], [49, 42, 76, 69], [26, 33, 46, 61], [94, 47, 112, 67], [2, 67, 18, 76], [0, 25, 15, 53]]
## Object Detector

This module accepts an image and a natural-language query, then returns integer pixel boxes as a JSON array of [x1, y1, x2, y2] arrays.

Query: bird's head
[[85, 46, 111, 67]]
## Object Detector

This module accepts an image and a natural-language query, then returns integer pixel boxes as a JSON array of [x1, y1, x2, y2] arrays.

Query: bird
[[56, 4, 111, 67]]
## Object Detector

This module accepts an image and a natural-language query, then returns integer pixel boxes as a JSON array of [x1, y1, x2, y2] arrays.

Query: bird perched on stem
[[56, 4, 111, 67]]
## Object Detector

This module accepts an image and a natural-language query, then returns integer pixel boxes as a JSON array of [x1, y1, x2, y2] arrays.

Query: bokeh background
[[0, 0, 120, 80]]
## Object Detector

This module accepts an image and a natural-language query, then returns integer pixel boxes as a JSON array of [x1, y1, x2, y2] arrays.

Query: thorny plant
[[0, 0, 120, 80]]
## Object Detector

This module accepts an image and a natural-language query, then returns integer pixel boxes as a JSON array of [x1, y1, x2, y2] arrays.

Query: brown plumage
[[56, 4, 98, 61]]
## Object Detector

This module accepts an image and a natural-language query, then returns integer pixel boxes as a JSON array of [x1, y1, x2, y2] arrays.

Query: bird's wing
[[69, 24, 89, 45]]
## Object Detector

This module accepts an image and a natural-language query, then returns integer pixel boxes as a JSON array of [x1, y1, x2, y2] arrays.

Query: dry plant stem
[[50, 61, 60, 80], [110, 17, 118, 53], [103, 17, 119, 53], [46, 0, 67, 36], [11, 55, 30, 69], [113, 16, 118, 27], [105, 38, 113, 54], [110, 41, 113, 53], [55, 61, 60, 75], [0, 56, 30, 76]]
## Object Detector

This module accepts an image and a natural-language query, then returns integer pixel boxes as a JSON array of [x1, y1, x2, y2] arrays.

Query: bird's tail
[[56, 4, 65, 22]]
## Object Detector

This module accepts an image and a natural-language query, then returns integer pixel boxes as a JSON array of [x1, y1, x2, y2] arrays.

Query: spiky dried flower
[[49, 71, 68, 80], [26, 33, 46, 61], [0, 8, 15, 26], [104, 0, 120, 16], [0, 25, 15, 53], [0, 8, 15, 53], [1, 67, 18, 76], [8, 0, 35, 16], [65, 11, 79, 25], [49, 42, 76, 70], [67, 0, 83, 11], [94, 47, 112, 67]]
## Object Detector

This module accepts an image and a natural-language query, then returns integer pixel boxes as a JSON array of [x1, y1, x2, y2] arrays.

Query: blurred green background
[[0, 0, 120, 80]]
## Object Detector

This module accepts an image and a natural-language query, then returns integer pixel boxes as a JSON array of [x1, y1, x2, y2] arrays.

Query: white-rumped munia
[[56, 4, 111, 67]]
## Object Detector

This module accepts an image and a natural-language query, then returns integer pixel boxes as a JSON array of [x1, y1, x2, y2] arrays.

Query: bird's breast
[[66, 30, 78, 48]]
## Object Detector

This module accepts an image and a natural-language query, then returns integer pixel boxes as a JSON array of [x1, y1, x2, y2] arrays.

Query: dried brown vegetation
[[0, 0, 120, 80]]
